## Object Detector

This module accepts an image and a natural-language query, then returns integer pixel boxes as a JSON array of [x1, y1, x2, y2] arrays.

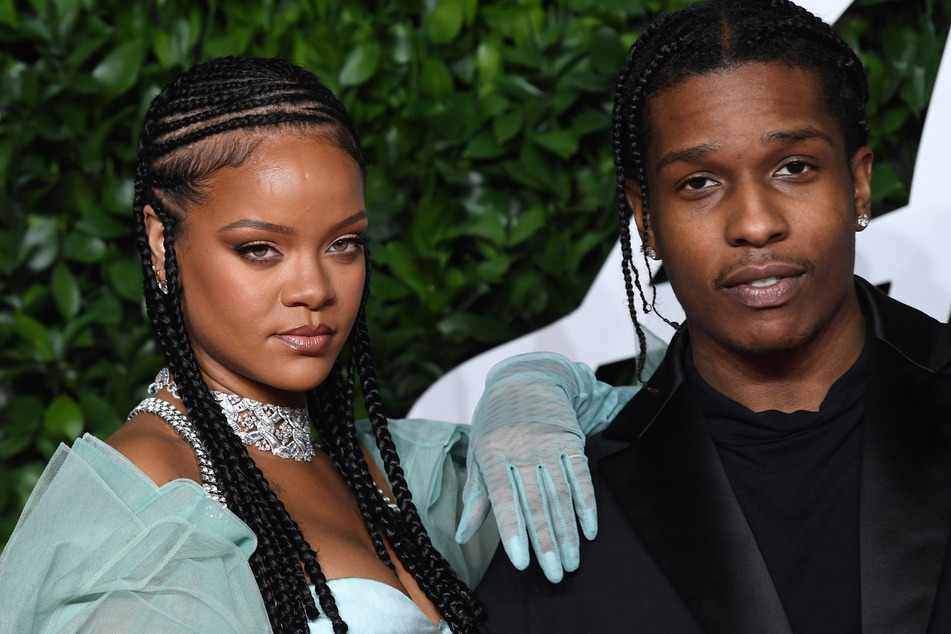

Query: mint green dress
[[0, 351, 643, 632], [0, 418, 498, 633]]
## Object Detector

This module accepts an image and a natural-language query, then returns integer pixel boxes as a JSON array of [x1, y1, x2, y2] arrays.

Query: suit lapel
[[600, 387, 793, 633], [860, 341, 951, 633]]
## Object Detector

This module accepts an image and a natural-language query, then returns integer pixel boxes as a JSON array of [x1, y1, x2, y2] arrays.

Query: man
[[474, 0, 951, 631]]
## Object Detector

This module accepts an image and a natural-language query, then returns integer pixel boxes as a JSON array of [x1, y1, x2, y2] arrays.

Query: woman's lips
[[274, 324, 334, 354]]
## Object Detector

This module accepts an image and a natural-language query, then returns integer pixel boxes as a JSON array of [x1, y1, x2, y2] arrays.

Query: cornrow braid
[[612, 0, 870, 378], [134, 57, 481, 632]]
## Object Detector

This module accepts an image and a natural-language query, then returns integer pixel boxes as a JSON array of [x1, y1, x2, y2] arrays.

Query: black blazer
[[477, 278, 951, 633]]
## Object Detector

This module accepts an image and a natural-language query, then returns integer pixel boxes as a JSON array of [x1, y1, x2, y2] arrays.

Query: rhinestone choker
[[149, 368, 316, 462]]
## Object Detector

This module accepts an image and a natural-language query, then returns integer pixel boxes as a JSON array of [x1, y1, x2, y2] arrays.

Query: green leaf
[[0, 0, 17, 27], [420, 58, 454, 98], [0, 396, 43, 459], [61, 232, 107, 263], [80, 392, 122, 436], [463, 131, 507, 159], [44, 395, 84, 440], [493, 110, 523, 143], [21, 219, 59, 272], [509, 206, 547, 246], [91, 41, 145, 98], [426, 0, 465, 45], [339, 42, 382, 87], [437, 312, 509, 343], [51, 262, 81, 320], [534, 128, 579, 159], [13, 313, 54, 361], [108, 258, 144, 302]]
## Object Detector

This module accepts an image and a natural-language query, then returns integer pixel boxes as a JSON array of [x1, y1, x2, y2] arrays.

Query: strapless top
[[307, 579, 449, 633]]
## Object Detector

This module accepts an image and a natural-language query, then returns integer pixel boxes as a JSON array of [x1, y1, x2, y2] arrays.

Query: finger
[[455, 463, 490, 544], [529, 465, 565, 583], [566, 453, 599, 541], [494, 464, 531, 570], [552, 454, 581, 572]]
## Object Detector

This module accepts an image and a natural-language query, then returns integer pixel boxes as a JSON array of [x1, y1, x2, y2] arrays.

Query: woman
[[0, 57, 622, 633]]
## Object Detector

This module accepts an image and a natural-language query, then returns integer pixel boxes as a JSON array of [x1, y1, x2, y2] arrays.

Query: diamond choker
[[149, 368, 316, 462]]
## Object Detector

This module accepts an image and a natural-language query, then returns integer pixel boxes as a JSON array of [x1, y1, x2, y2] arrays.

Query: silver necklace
[[149, 368, 316, 462]]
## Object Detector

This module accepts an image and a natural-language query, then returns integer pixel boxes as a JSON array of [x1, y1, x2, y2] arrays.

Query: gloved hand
[[455, 352, 639, 583], [457, 419, 594, 583]]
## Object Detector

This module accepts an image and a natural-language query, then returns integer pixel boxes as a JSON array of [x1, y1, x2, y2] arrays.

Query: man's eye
[[777, 161, 811, 176], [684, 176, 715, 190]]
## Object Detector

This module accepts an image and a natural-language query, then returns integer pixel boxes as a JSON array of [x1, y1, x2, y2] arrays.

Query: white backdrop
[[409, 0, 951, 423]]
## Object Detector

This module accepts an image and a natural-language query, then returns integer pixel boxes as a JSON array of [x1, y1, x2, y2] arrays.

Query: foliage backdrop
[[0, 0, 948, 545]]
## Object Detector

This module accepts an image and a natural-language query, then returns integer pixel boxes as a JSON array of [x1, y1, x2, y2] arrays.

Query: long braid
[[135, 56, 481, 632], [611, 0, 870, 378], [312, 252, 484, 632], [350, 251, 484, 632]]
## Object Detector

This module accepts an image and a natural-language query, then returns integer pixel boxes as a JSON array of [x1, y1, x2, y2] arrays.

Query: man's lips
[[720, 263, 805, 288], [274, 324, 335, 354], [720, 263, 806, 308]]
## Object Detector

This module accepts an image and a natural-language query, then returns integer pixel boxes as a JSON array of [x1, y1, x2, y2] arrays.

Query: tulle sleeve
[[356, 419, 499, 588], [0, 434, 271, 633]]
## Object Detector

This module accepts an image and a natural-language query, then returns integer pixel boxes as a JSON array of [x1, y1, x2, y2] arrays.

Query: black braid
[[612, 0, 870, 379], [134, 57, 481, 632]]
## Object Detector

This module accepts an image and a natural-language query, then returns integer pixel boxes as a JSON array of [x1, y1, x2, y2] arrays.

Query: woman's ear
[[144, 205, 167, 280], [624, 179, 658, 258]]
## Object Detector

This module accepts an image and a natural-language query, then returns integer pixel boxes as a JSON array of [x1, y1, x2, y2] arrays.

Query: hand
[[456, 421, 597, 583]]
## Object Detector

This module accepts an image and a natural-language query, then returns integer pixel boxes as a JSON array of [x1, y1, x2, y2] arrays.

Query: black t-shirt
[[687, 346, 868, 634]]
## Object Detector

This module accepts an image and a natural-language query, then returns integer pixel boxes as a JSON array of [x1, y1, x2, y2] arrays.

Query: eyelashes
[[234, 234, 369, 262]]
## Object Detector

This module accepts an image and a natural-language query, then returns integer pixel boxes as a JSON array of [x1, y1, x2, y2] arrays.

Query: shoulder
[[107, 410, 202, 487]]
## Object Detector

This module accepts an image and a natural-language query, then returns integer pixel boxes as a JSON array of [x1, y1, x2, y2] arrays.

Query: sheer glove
[[455, 352, 638, 583]]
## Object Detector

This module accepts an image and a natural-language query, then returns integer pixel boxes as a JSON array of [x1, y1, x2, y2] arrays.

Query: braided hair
[[612, 0, 870, 376], [133, 56, 483, 633]]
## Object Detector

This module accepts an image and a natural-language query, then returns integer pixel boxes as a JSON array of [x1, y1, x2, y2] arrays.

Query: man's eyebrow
[[762, 126, 834, 146], [654, 143, 721, 175]]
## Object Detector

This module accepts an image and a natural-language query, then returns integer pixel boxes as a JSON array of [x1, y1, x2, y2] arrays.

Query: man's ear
[[850, 146, 873, 223], [624, 179, 658, 257], [143, 205, 167, 278]]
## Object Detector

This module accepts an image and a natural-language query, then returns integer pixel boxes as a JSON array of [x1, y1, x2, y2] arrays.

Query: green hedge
[[0, 0, 948, 546]]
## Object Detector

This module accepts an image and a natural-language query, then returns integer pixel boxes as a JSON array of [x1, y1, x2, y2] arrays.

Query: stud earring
[[856, 213, 870, 229], [644, 245, 659, 260]]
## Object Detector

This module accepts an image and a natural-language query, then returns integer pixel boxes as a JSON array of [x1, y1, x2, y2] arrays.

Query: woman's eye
[[329, 236, 367, 254], [237, 243, 277, 260], [330, 239, 353, 252]]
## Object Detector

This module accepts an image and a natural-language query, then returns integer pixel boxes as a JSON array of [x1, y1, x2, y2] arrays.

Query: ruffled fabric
[[0, 416, 498, 632], [0, 434, 269, 633]]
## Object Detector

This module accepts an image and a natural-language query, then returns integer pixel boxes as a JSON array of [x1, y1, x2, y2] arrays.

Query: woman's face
[[148, 134, 367, 406]]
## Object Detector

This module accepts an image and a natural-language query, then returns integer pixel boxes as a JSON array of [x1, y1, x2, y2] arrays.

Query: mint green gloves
[[455, 352, 639, 583]]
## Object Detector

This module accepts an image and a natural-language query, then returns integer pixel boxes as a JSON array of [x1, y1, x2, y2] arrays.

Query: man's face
[[627, 62, 872, 365]]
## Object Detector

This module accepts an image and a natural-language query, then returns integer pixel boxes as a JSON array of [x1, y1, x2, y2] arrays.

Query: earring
[[856, 213, 870, 230], [153, 266, 168, 294], [644, 245, 659, 260]]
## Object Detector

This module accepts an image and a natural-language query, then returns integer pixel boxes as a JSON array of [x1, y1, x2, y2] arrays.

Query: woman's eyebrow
[[328, 210, 368, 233], [217, 219, 296, 235]]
